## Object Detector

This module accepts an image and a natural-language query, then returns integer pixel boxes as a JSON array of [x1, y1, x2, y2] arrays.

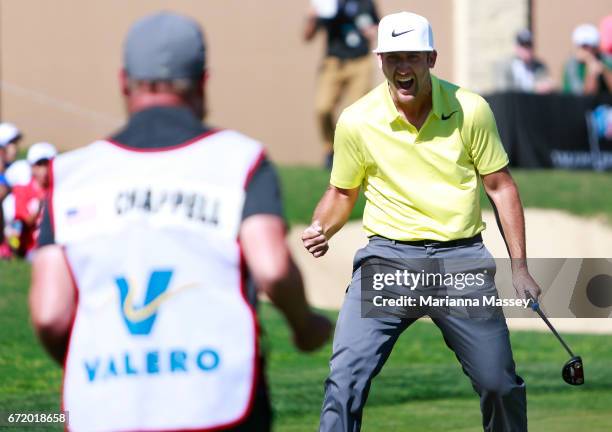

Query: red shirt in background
[[12, 179, 46, 257]]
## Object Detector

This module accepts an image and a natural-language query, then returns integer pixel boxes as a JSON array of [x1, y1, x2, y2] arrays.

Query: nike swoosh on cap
[[391, 29, 413, 37]]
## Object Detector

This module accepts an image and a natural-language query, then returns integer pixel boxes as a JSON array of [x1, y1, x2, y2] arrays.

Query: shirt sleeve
[[468, 97, 509, 175], [329, 111, 366, 189], [242, 157, 284, 221], [37, 201, 55, 247]]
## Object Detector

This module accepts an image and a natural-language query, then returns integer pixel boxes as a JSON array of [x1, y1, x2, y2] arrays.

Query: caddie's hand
[[512, 269, 541, 302], [293, 311, 333, 352], [302, 220, 329, 258]]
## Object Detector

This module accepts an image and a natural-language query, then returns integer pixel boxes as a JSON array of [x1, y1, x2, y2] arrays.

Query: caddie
[[30, 11, 331, 432]]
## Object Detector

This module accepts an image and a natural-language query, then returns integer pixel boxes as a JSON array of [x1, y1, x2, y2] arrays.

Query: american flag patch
[[65, 205, 97, 223]]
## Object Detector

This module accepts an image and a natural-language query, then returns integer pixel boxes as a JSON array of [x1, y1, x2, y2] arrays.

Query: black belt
[[374, 233, 483, 247]]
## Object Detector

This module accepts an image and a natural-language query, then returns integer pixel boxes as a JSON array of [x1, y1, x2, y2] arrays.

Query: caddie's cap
[[27, 142, 57, 165], [373, 12, 434, 53], [124, 11, 206, 80], [0, 123, 21, 147]]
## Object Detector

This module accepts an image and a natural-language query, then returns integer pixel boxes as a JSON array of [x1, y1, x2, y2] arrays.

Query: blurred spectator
[[600, 15, 612, 70], [27, 142, 55, 190], [496, 29, 554, 93], [0, 122, 22, 170], [4, 160, 32, 188], [304, 0, 379, 167], [0, 122, 22, 258], [6, 142, 56, 259], [2, 192, 19, 257], [563, 24, 612, 95], [600, 15, 612, 55], [1, 159, 33, 258]]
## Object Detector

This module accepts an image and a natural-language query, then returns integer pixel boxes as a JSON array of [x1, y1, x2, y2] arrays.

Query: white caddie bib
[[51, 130, 264, 432]]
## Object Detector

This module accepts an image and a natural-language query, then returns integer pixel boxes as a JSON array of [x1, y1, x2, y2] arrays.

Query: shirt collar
[[381, 74, 447, 124], [111, 106, 209, 150]]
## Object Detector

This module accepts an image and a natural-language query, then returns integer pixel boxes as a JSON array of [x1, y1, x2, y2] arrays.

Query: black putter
[[527, 295, 584, 386]]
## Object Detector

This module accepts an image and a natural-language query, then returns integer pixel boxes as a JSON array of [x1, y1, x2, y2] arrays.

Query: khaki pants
[[315, 56, 373, 153]]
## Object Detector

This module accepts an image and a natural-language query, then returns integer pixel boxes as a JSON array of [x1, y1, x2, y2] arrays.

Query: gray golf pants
[[319, 236, 527, 432]]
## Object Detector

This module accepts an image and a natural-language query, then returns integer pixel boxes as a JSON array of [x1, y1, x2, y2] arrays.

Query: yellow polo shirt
[[330, 75, 509, 241]]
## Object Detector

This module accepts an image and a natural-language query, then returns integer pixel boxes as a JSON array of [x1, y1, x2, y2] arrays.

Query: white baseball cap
[[27, 142, 57, 165], [0, 123, 21, 147], [373, 12, 434, 53], [572, 24, 599, 47], [310, 0, 338, 19], [4, 160, 31, 187]]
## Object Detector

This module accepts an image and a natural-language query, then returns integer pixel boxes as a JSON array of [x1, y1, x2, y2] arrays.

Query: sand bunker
[[288, 209, 612, 334]]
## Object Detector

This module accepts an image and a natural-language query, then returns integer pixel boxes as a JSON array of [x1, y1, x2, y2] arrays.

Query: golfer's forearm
[[312, 185, 359, 239], [491, 186, 527, 263], [482, 169, 527, 263]]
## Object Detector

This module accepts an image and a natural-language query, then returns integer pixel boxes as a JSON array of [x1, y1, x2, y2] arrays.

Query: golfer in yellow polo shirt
[[302, 11, 541, 432]]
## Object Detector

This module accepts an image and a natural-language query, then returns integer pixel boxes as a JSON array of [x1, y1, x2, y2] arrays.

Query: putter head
[[562, 356, 584, 385]]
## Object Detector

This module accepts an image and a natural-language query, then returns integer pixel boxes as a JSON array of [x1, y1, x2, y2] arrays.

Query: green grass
[[261, 304, 612, 431], [2, 262, 612, 431], [278, 166, 612, 226], [0, 261, 63, 431]]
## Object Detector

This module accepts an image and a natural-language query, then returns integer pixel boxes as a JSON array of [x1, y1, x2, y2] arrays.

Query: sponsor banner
[[486, 92, 612, 170]]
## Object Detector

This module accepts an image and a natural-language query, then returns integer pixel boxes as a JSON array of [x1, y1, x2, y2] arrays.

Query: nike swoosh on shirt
[[391, 29, 413, 37]]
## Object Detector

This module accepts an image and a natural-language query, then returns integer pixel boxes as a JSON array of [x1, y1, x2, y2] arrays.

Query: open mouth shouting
[[396, 76, 415, 93]]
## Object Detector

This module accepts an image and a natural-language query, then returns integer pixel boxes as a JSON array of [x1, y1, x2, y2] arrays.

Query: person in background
[[599, 15, 612, 66], [0, 123, 23, 258], [563, 23, 612, 95], [1, 160, 32, 259], [0, 122, 22, 171], [8, 142, 56, 259], [4, 159, 32, 188], [496, 29, 554, 93], [304, 0, 379, 168]]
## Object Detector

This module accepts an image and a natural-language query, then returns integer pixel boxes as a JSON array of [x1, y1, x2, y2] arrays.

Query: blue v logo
[[115, 270, 174, 335]]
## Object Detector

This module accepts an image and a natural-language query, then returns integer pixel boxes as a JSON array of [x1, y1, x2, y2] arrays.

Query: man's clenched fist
[[302, 220, 329, 258]]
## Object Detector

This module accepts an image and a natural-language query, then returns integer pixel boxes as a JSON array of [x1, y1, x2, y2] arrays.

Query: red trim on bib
[[243, 150, 266, 189], [47, 158, 56, 235], [233, 241, 261, 428], [107, 129, 222, 153]]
